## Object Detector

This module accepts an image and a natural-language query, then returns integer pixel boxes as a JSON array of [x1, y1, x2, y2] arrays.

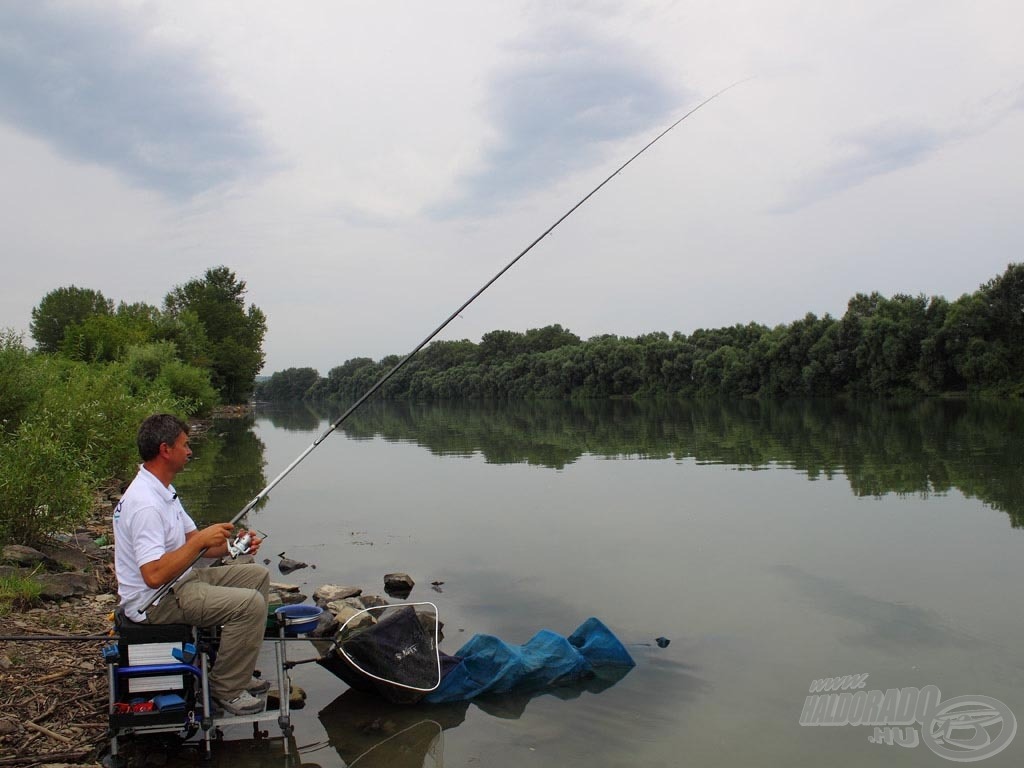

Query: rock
[[383, 572, 414, 597], [2, 544, 46, 566], [277, 591, 308, 606], [69, 532, 101, 553], [417, 609, 444, 644], [0, 654, 12, 670], [655, 637, 670, 648], [313, 584, 362, 605], [309, 611, 340, 639], [36, 572, 100, 599], [0, 565, 26, 579], [360, 594, 389, 609], [270, 582, 301, 593], [277, 555, 307, 575], [267, 684, 306, 709], [38, 541, 90, 571], [326, 601, 376, 633]]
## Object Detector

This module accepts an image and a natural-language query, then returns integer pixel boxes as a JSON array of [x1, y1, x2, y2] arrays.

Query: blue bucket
[[274, 604, 323, 635]]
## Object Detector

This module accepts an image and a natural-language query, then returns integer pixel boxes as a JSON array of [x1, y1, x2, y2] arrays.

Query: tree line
[[27, 266, 266, 406], [259, 263, 1024, 403]]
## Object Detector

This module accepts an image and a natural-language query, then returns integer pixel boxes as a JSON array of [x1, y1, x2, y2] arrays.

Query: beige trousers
[[146, 563, 270, 701]]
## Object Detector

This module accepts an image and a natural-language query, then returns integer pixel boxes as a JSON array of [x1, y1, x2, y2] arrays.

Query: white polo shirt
[[113, 465, 197, 620]]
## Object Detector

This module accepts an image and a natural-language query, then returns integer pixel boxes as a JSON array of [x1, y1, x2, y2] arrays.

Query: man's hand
[[198, 523, 234, 549], [244, 530, 263, 556]]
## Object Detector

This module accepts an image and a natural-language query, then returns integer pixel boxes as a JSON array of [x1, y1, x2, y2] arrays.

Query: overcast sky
[[2, 1, 1021, 374]]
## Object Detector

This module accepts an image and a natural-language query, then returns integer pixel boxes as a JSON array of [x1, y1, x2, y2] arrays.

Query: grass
[[0, 572, 43, 615]]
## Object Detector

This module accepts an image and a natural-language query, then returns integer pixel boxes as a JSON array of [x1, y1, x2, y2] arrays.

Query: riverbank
[[0, 406, 251, 765], [0, 501, 117, 765]]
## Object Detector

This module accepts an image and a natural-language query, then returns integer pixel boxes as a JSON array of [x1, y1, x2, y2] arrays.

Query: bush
[[0, 360, 187, 545], [42, 363, 186, 482], [155, 361, 219, 416], [0, 330, 40, 431], [126, 341, 180, 381], [0, 416, 94, 546]]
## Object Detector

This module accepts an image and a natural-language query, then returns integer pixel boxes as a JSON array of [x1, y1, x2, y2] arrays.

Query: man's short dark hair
[[137, 414, 190, 461]]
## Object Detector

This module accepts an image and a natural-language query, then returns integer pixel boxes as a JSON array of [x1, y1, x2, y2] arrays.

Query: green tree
[[30, 286, 114, 353], [60, 312, 154, 362], [164, 267, 266, 403], [257, 367, 322, 401]]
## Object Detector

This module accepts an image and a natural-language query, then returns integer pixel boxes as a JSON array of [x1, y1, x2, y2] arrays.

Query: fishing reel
[[227, 531, 253, 559]]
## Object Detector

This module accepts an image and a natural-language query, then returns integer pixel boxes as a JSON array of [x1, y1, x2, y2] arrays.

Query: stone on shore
[[310, 610, 340, 638], [36, 572, 100, 599], [313, 584, 362, 605], [2, 544, 46, 566], [271, 589, 308, 606], [325, 599, 376, 633]]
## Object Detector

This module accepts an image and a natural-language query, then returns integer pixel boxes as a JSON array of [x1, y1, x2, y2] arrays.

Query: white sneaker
[[248, 677, 271, 694], [215, 690, 265, 715]]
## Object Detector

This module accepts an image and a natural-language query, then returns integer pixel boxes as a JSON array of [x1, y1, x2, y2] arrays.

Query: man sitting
[[113, 414, 271, 715]]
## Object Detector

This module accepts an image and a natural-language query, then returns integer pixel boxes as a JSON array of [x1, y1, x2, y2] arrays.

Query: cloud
[[775, 123, 942, 214], [434, 24, 678, 218], [777, 83, 1024, 213], [0, 2, 269, 198]]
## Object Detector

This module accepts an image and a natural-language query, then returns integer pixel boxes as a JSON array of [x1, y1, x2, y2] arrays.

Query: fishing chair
[[105, 608, 299, 762], [105, 609, 206, 761]]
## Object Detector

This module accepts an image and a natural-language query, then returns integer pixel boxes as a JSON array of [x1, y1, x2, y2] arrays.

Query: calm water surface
[[175, 399, 1024, 767]]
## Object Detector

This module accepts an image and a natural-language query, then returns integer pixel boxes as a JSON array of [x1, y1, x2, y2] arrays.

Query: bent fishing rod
[[143, 79, 746, 614]]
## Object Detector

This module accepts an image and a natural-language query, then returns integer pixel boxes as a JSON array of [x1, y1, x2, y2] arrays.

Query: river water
[[174, 398, 1024, 767]]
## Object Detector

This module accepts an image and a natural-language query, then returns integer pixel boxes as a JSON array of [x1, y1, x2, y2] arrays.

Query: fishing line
[[143, 78, 748, 614]]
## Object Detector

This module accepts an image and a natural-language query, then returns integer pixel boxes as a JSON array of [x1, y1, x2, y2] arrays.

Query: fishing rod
[[143, 79, 747, 614]]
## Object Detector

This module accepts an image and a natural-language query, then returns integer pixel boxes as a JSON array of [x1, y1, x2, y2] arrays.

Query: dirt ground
[[0, 590, 115, 766]]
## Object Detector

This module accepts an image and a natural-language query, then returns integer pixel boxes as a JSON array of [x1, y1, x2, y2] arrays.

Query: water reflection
[[260, 400, 324, 432], [319, 690, 465, 767], [257, 398, 1024, 528], [317, 666, 636, 767], [174, 414, 269, 525]]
